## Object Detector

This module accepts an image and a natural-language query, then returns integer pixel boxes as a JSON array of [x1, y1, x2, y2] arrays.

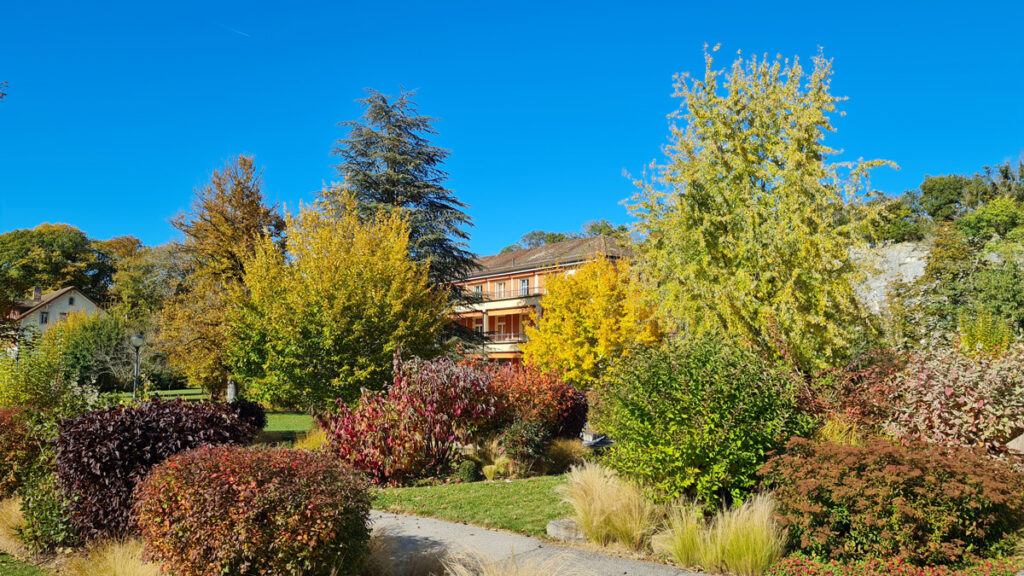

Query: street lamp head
[[130, 333, 145, 349]]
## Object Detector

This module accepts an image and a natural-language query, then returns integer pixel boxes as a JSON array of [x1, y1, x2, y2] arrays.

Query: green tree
[[323, 89, 475, 288], [156, 155, 284, 395], [0, 224, 115, 303], [229, 195, 449, 410], [630, 49, 890, 373]]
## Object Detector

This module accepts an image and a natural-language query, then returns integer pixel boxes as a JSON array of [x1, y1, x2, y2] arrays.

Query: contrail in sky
[[219, 24, 251, 38]]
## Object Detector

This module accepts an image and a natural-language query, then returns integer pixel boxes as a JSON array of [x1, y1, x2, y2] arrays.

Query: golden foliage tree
[[156, 155, 284, 394], [228, 193, 449, 410], [522, 257, 660, 389], [630, 48, 891, 372]]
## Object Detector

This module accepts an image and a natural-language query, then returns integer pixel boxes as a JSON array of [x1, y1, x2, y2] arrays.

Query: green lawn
[[374, 475, 571, 538], [265, 412, 314, 434], [0, 555, 48, 576]]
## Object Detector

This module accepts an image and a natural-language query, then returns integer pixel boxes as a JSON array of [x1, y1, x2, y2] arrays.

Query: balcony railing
[[463, 287, 546, 301], [478, 331, 529, 344]]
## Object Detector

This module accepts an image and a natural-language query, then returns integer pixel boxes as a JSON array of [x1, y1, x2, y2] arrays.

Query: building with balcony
[[452, 235, 628, 361]]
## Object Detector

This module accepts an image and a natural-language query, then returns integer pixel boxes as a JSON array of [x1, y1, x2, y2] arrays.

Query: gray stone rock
[[1008, 432, 1024, 454], [546, 517, 587, 543]]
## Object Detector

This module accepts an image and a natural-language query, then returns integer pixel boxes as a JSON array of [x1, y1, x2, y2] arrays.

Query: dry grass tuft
[[558, 462, 662, 550], [296, 424, 327, 451], [61, 539, 160, 576], [540, 438, 587, 475], [652, 494, 785, 576], [0, 497, 27, 558], [443, 551, 584, 576]]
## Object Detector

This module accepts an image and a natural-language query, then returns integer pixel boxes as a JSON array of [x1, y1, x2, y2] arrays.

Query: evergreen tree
[[323, 89, 476, 287]]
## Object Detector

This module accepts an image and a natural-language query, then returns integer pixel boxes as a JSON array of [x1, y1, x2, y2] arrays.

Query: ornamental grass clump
[[0, 497, 26, 557], [62, 539, 160, 576], [135, 445, 371, 576], [559, 462, 662, 550]]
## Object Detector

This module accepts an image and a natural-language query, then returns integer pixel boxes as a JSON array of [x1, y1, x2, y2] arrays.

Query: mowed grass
[[0, 555, 48, 576], [265, 412, 314, 434], [374, 475, 571, 538]]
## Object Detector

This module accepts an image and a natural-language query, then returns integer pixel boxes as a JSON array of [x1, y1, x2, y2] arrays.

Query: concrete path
[[370, 511, 697, 576]]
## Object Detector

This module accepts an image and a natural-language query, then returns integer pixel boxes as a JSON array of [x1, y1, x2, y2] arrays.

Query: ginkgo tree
[[522, 257, 660, 389], [630, 48, 892, 373], [228, 191, 450, 410]]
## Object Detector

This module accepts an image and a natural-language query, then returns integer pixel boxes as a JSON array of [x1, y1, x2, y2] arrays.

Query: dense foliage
[[0, 223, 116, 304], [136, 445, 371, 576], [766, 556, 1022, 576], [17, 470, 79, 553], [886, 345, 1024, 453], [324, 88, 476, 289], [802, 349, 905, 426], [522, 258, 660, 389], [630, 49, 887, 373], [230, 200, 449, 409], [486, 364, 588, 438], [321, 356, 497, 485], [54, 399, 260, 539], [591, 336, 810, 505], [760, 437, 1024, 565], [0, 408, 38, 499]]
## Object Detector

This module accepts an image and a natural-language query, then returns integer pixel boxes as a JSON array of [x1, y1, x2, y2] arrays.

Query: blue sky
[[1, 1, 1022, 256]]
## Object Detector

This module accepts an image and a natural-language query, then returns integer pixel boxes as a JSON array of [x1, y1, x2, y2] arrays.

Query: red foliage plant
[[320, 355, 498, 486], [135, 445, 370, 576], [803, 349, 906, 426], [0, 407, 40, 499], [55, 399, 259, 540], [760, 437, 1024, 565], [486, 364, 587, 438], [766, 556, 1022, 576]]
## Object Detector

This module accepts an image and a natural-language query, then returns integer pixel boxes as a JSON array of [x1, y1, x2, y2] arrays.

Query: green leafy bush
[[760, 437, 1024, 565], [0, 408, 39, 499], [766, 556, 1022, 576], [135, 445, 371, 576], [55, 399, 259, 540], [455, 459, 481, 483], [500, 419, 551, 476], [16, 470, 79, 553], [591, 337, 810, 505], [958, 310, 1014, 356], [886, 345, 1024, 453]]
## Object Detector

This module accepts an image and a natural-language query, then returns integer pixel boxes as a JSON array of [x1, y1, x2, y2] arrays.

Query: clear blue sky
[[2, 1, 1022, 256]]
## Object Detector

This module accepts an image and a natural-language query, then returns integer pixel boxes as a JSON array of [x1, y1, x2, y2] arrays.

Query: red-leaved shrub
[[887, 344, 1024, 453], [0, 407, 40, 498], [766, 556, 1022, 576], [55, 400, 259, 540], [760, 437, 1024, 565], [803, 349, 905, 426], [487, 364, 588, 438], [321, 356, 498, 485], [135, 445, 370, 576]]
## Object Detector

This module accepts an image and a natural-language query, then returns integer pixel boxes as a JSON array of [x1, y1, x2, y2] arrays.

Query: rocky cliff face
[[853, 241, 932, 313]]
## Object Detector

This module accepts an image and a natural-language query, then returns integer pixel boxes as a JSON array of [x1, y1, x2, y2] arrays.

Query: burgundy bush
[[55, 399, 258, 540], [321, 356, 497, 485], [0, 407, 40, 499], [136, 446, 370, 576]]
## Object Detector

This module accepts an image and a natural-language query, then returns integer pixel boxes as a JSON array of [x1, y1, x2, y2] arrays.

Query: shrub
[[765, 556, 1023, 576], [0, 408, 39, 499], [455, 459, 482, 483], [760, 437, 1024, 565], [886, 345, 1024, 453], [653, 496, 785, 576], [17, 470, 79, 553], [559, 462, 663, 550], [321, 356, 497, 485], [62, 539, 160, 576], [803, 349, 905, 427], [228, 398, 267, 432], [295, 424, 327, 451], [486, 365, 588, 438], [55, 399, 259, 540], [500, 419, 551, 476], [958, 310, 1014, 356], [135, 445, 371, 576], [591, 337, 811, 505]]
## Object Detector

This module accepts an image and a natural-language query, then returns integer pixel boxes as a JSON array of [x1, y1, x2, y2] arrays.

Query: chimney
[[31, 286, 41, 301]]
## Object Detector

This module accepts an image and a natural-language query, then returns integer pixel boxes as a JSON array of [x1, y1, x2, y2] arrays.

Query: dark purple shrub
[[55, 399, 258, 540]]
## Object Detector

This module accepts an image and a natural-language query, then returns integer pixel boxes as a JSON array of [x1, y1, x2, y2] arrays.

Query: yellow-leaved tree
[[630, 48, 892, 372], [522, 257, 660, 389], [228, 192, 450, 410]]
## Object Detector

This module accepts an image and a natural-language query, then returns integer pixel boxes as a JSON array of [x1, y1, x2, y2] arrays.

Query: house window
[[496, 282, 506, 298], [518, 278, 530, 296], [473, 285, 483, 297], [69, 297, 75, 306], [39, 312, 49, 325]]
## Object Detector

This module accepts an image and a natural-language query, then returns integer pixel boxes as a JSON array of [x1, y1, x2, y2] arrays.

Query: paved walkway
[[370, 511, 696, 576]]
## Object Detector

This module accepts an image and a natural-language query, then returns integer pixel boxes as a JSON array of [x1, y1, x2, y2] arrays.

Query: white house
[[10, 286, 103, 333]]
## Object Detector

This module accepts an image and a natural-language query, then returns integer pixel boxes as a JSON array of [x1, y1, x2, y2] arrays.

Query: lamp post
[[130, 333, 144, 399]]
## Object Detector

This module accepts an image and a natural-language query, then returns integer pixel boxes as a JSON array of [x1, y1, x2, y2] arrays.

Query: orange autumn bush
[[486, 364, 587, 438]]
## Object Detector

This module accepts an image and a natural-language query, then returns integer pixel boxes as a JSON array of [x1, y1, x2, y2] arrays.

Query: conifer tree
[[324, 89, 476, 288]]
